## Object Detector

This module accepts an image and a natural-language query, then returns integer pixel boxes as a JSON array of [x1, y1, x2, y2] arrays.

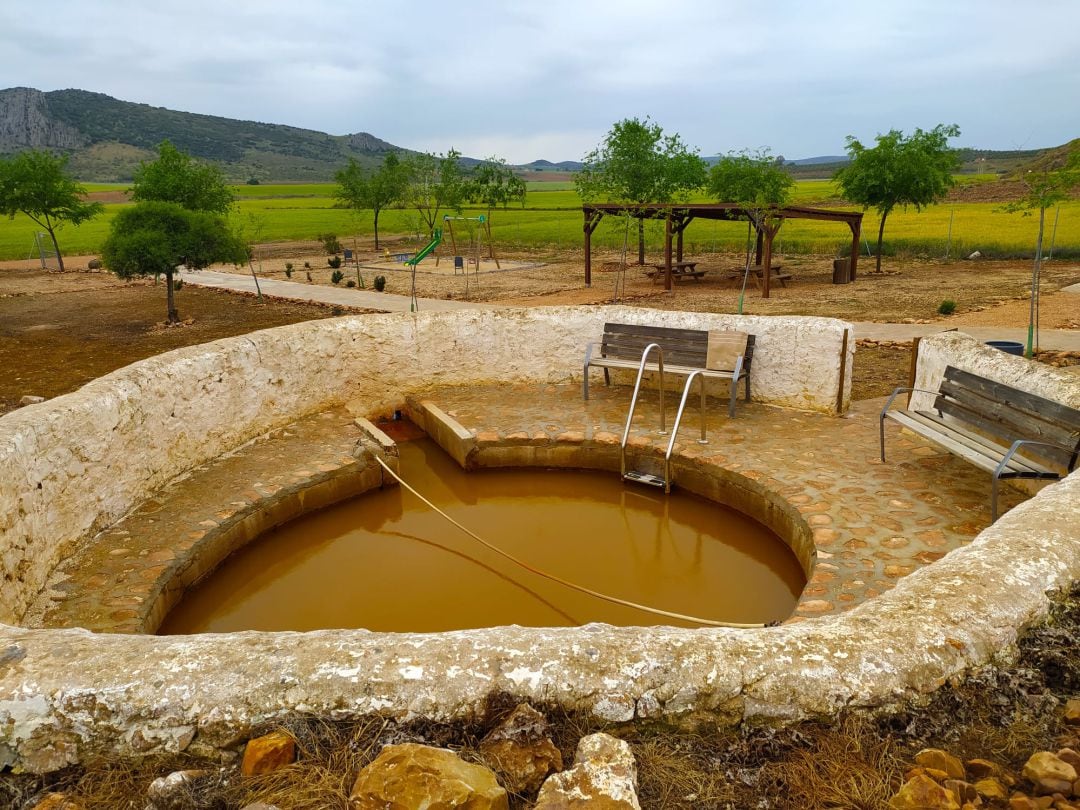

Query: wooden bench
[[722, 264, 792, 288], [880, 366, 1080, 520], [583, 323, 754, 417]]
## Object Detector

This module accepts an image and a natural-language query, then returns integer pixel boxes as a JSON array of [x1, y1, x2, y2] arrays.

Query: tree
[[131, 140, 233, 214], [1002, 144, 1080, 356], [708, 149, 794, 310], [834, 124, 960, 272], [575, 117, 707, 264], [102, 201, 248, 323], [467, 156, 527, 221], [0, 150, 103, 273], [400, 150, 467, 237], [334, 153, 407, 250]]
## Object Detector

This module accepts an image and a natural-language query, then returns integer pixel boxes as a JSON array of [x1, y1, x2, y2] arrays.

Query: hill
[[0, 87, 403, 182]]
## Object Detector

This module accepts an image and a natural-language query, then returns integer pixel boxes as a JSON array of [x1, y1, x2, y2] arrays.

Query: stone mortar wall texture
[[4, 319, 1073, 774], [0, 307, 850, 625]]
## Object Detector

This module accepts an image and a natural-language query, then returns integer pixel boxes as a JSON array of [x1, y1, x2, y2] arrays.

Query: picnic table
[[722, 264, 792, 288], [644, 261, 707, 282]]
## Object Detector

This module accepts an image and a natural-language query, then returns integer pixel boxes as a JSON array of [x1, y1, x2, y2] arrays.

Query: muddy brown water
[[160, 438, 805, 634]]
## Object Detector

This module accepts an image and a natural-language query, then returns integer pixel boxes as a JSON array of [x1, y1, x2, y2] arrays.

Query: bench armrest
[[584, 341, 602, 365], [996, 438, 1078, 477], [879, 386, 940, 420]]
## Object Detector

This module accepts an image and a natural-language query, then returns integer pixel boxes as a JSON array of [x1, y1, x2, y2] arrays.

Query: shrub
[[173, 278, 183, 291], [327, 255, 342, 269], [346, 279, 356, 288], [306, 271, 312, 282], [331, 270, 345, 285], [246, 177, 260, 185], [284, 261, 293, 278], [303, 261, 311, 269], [318, 233, 342, 254], [373, 275, 386, 292], [938, 299, 957, 315]]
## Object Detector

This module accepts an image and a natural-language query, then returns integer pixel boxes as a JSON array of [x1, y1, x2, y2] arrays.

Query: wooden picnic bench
[[645, 261, 707, 282], [722, 264, 792, 288], [583, 322, 754, 417], [880, 365, 1080, 520]]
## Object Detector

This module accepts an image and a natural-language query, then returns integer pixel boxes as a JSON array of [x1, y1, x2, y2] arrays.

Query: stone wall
[[28, 315, 1080, 776]]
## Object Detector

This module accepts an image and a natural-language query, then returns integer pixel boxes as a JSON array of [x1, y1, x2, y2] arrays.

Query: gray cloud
[[2, 0, 1077, 162]]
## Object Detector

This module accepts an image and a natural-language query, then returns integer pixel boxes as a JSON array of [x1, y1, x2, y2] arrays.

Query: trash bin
[[985, 340, 1025, 356], [832, 258, 851, 284]]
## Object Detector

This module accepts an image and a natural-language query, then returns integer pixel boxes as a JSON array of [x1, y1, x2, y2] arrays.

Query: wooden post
[[583, 208, 602, 287], [762, 222, 774, 299], [660, 213, 669, 293], [835, 328, 850, 415], [754, 227, 764, 266], [848, 220, 861, 282]]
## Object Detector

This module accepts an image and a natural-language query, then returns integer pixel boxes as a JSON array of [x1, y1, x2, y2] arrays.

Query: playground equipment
[[405, 228, 443, 311], [443, 214, 500, 271], [28, 232, 58, 271]]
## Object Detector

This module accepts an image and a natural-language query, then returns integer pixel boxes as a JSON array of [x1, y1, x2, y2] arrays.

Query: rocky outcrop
[[0, 88, 85, 152]]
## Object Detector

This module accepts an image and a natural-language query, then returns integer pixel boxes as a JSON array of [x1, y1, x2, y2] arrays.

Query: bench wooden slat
[[945, 367, 1080, 430], [935, 396, 1078, 469], [893, 411, 1056, 476], [910, 412, 1052, 475], [938, 378, 1080, 455]]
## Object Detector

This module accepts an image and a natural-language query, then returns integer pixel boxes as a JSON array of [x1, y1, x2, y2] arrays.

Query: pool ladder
[[619, 344, 709, 493]]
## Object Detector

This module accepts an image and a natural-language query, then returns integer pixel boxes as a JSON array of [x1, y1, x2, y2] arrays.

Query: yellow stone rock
[[974, 777, 1008, 800], [915, 748, 967, 780], [241, 730, 296, 776], [350, 743, 508, 810], [888, 774, 961, 810]]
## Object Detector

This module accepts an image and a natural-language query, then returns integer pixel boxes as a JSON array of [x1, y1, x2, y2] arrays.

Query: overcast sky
[[3, 1, 1078, 163]]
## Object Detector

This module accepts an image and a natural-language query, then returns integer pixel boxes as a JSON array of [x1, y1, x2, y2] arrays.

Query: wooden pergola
[[583, 203, 864, 297]]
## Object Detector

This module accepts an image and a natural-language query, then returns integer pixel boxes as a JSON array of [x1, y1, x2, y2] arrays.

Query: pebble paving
[[29, 408, 372, 634]]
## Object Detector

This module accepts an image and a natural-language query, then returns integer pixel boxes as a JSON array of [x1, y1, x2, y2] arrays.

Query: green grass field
[[2, 180, 1076, 262]]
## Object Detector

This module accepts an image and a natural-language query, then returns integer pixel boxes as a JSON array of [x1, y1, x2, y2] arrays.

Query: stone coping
[[1, 322, 1078, 773], [22, 409, 390, 635]]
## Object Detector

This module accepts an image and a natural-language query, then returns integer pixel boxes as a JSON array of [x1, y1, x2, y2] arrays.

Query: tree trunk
[[44, 214, 65, 273], [637, 218, 645, 265], [165, 268, 179, 324], [373, 208, 381, 250], [1027, 206, 1046, 358], [875, 211, 889, 273]]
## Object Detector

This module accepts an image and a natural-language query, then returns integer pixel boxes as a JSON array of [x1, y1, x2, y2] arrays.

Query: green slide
[[406, 228, 442, 266]]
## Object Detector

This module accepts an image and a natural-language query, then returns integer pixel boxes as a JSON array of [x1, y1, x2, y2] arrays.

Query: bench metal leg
[[729, 356, 745, 418], [744, 372, 751, 402], [991, 475, 999, 522], [583, 362, 590, 400], [603, 368, 611, 387], [879, 413, 887, 463]]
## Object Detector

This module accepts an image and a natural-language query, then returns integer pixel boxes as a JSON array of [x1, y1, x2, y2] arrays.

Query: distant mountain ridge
[[0, 87, 403, 182]]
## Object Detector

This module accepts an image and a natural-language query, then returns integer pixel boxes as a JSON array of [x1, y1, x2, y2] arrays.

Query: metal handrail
[[663, 370, 710, 493], [619, 343, 665, 477]]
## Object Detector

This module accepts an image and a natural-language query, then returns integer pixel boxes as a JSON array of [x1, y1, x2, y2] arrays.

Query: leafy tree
[[575, 117, 707, 264], [708, 149, 794, 310], [400, 150, 466, 237], [467, 156, 527, 220], [334, 153, 407, 249], [834, 124, 961, 272], [1002, 144, 1080, 356], [0, 150, 103, 272], [102, 201, 248, 323], [132, 140, 234, 213]]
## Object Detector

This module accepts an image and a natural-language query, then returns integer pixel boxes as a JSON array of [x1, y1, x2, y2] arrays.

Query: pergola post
[[848, 220, 861, 282], [664, 212, 673, 292], [583, 208, 602, 288], [754, 227, 764, 266]]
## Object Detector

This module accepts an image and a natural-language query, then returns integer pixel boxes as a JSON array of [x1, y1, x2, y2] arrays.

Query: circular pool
[[161, 437, 805, 633]]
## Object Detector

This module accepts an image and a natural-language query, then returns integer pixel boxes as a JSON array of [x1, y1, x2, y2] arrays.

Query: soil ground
[[3, 247, 1077, 415]]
